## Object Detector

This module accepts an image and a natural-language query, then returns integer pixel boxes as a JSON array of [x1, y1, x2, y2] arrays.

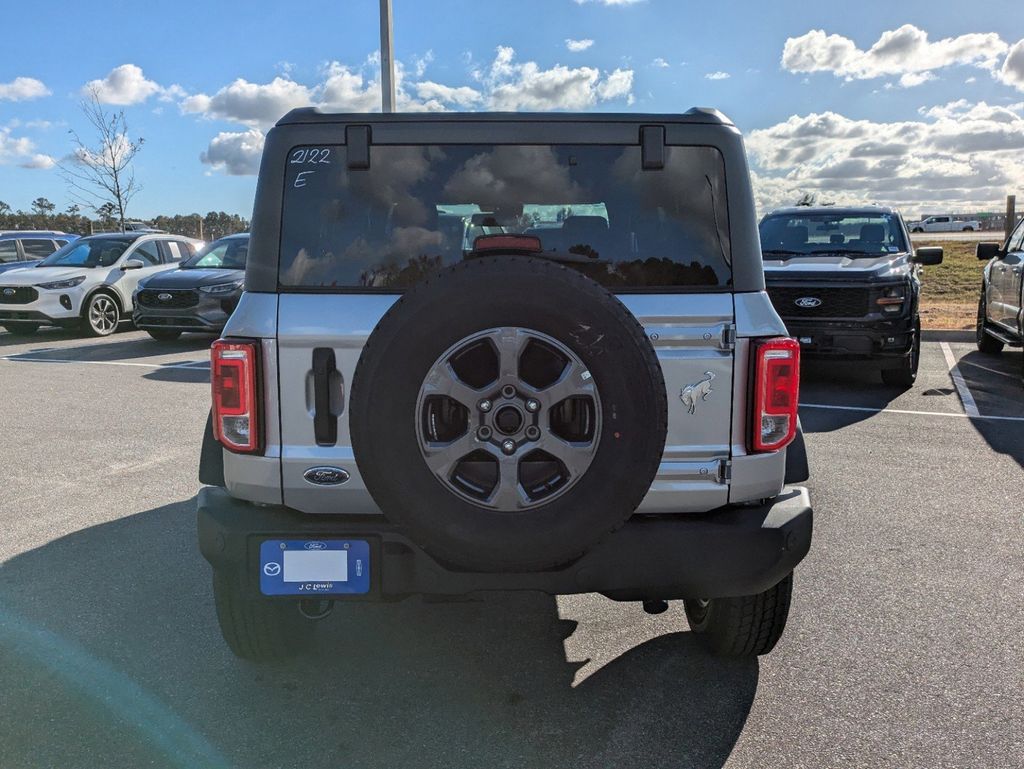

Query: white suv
[[0, 232, 202, 336]]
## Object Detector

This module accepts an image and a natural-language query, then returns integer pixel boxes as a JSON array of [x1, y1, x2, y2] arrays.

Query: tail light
[[751, 337, 800, 452], [211, 339, 261, 453]]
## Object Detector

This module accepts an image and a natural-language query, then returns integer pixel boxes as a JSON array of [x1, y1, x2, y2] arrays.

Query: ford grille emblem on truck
[[795, 297, 822, 308], [303, 466, 350, 486], [158, 293, 173, 301]]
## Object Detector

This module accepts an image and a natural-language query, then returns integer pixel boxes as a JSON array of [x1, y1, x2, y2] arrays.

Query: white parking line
[[940, 341, 980, 417], [0, 355, 209, 370], [800, 402, 1024, 423]]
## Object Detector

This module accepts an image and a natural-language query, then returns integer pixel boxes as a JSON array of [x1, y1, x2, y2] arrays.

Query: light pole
[[379, 0, 396, 113]]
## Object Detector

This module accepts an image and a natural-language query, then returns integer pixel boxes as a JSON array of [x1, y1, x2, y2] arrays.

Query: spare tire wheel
[[349, 256, 667, 572]]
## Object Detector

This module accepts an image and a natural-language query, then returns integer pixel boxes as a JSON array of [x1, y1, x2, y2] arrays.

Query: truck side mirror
[[911, 247, 943, 266], [976, 242, 1002, 261]]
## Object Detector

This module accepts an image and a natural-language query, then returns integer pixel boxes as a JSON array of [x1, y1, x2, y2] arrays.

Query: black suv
[[760, 206, 943, 387]]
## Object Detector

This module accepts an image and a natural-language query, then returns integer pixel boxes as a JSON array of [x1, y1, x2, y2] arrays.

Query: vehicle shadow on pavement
[[0, 499, 757, 769], [0, 333, 213, 361], [798, 360, 902, 434]]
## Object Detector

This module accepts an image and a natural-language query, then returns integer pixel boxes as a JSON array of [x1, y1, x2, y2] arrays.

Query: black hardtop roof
[[277, 107, 733, 127], [765, 205, 900, 218]]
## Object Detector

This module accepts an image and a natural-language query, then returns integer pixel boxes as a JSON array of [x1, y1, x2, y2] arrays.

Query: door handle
[[311, 348, 339, 446]]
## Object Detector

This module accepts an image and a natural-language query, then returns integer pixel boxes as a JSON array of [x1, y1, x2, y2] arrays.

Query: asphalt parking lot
[[0, 327, 1022, 769]]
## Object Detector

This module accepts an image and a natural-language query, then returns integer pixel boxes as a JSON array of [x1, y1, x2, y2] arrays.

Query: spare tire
[[349, 256, 667, 572]]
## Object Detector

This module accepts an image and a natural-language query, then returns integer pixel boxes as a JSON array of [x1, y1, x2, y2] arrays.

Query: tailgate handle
[[312, 348, 339, 446]]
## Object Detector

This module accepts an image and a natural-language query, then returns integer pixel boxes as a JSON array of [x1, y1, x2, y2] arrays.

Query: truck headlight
[[199, 281, 243, 295], [875, 285, 907, 314], [36, 276, 86, 290]]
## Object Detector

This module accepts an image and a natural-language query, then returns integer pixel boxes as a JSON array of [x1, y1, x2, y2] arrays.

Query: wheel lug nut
[[501, 439, 516, 455], [478, 399, 492, 412], [477, 426, 492, 440], [525, 399, 540, 413], [525, 425, 540, 440], [501, 385, 516, 399]]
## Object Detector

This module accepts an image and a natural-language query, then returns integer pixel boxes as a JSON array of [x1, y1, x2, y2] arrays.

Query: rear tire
[[684, 572, 793, 657], [212, 572, 313, 662], [962, 226, 974, 232], [146, 329, 182, 341], [911, 227, 924, 233], [3, 323, 40, 336], [976, 293, 1003, 354], [881, 320, 920, 388]]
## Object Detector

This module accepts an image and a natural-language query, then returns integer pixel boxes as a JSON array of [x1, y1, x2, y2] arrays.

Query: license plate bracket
[[259, 539, 370, 596]]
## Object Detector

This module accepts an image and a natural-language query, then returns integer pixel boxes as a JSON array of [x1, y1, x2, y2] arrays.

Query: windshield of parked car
[[278, 144, 732, 290], [38, 237, 134, 268], [182, 237, 248, 269], [759, 213, 908, 257]]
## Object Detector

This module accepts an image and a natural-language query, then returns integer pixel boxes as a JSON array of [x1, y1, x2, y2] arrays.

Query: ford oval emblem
[[304, 541, 328, 550], [157, 292, 173, 301], [795, 296, 822, 308], [303, 466, 350, 486]]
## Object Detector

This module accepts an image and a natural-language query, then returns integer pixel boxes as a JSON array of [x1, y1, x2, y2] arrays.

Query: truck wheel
[[349, 256, 667, 572], [962, 226, 974, 232], [3, 323, 40, 336], [881, 321, 920, 388], [684, 572, 793, 657], [976, 294, 1003, 354], [911, 227, 923, 233], [212, 572, 313, 662], [146, 329, 182, 341]]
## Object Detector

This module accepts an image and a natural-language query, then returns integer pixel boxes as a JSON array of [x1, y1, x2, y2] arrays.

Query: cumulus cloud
[[83, 64, 164, 105], [999, 39, 1024, 90], [705, 71, 730, 80], [566, 38, 594, 52], [482, 46, 634, 110], [0, 127, 54, 169], [651, 57, 669, 68], [746, 102, 1024, 214], [189, 47, 634, 174], [199, 129, 265, 175], [182, 77, 314, 127], [0, 77, 50, 101], [782, 25, 1008, 82]]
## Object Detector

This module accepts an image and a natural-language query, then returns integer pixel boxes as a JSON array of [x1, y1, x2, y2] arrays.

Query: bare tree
[[59, 87, 144, 232]]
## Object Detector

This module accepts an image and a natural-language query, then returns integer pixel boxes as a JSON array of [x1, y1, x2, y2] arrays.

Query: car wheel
[[976, 293, 1003, 354], [83, 292, 120, 337], [684, 572, 793, 657], [912, 227, 923, 233], [146, 329, 182, 341], [881, 320, 921, 388], [962, 226, 974, 232], [212, 572, 314, 662], [349, 256, 667, 572], [3, 323, 40, 336]]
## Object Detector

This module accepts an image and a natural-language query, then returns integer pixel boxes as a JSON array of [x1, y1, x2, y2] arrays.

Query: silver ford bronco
[[197, 110, 813, 661]]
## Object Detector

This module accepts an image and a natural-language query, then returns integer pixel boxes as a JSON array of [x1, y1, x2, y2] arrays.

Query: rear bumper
[[782, 316, 916, 364], [197, 485, 813, 602]]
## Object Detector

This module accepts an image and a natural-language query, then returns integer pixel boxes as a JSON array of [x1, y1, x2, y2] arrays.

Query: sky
[[1, 0, 1023, 219]]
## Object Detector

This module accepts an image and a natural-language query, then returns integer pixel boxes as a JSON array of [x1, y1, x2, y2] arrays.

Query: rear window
[[279, 144, 731, 291]]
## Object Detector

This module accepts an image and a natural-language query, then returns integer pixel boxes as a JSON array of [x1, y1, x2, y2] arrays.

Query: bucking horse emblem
[[680, 371, 715, 414]]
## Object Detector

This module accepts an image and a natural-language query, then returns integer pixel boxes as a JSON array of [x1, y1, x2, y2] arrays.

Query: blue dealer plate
[[259, 539, 370, 596]]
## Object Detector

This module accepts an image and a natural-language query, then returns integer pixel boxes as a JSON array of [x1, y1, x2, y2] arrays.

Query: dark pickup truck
[[760, 205, 943, 387]]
